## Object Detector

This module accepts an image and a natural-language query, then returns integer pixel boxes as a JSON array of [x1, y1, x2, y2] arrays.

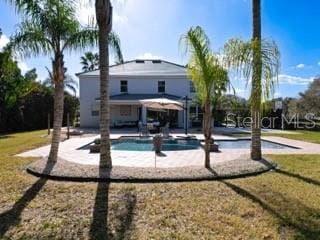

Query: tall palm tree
[[80, 52, 99, 71], [224, 0, 280, 160], [181, 26, 229, 168], [8, 0, 99, 162], [43, 67, 79, 96], [95, 0, 113, 168], [251, 0, 262, 160]]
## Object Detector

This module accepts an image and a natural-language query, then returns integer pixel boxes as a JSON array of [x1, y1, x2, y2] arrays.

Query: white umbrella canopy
[[139, 98, 183, 111]]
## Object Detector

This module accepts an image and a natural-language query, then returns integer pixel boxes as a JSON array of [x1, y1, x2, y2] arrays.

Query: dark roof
[[77, 59, 187, 77], [96, 93, 183, 101]]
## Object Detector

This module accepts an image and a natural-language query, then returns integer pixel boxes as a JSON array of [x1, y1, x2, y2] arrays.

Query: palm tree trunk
[[96, 0, 112, 168], [203, 100, 212, 168], [48, 54, 65, 162], [251, 0, 262, 160]]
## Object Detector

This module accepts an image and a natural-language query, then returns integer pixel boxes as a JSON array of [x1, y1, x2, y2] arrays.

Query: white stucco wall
[[79, 75, 193, 128], [110, 105, 139, 126], [79, 77, 100, 127]]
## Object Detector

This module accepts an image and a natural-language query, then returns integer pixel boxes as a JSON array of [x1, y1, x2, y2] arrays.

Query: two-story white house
[[77, 59, 203, 128]]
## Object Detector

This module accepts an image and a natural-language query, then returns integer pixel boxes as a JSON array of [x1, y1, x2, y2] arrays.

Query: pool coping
[[78, 135, 299, 152], [26, 156, 277, 183]]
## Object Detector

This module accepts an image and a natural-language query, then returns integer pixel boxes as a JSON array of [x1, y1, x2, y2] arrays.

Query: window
[[120, 80, 127, 93], [158, 81, 165, 93], [190, 81, 196, 93], [120, 105, 131, 116], [91, 110, 99, 116], [135, 60, 145, 63], [91, 102, 99, 116], [152, 60, 161, 64]]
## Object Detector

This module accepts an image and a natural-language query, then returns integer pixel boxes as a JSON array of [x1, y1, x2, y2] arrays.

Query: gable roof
[[76, 59, 187, 77]]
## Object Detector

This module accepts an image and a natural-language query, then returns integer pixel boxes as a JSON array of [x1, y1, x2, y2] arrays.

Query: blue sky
[[0, 0, 320, 98]]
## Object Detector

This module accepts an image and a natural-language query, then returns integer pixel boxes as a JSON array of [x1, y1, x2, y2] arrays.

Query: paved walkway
[[17, 133, 320, 168]]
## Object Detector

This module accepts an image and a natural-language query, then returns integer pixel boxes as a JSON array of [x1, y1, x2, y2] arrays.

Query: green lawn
[[222, 129, 320, 144], [263, 130, 320, 144], [0, 130, 320, 239]]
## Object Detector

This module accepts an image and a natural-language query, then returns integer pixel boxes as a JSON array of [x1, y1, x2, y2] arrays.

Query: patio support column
[[142, 105, 147, 124]]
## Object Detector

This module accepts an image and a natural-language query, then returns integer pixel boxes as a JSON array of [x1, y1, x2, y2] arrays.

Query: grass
[[0, 130, 320, 239], [263, 130, 320, 144], [221, 129, 320, 144]]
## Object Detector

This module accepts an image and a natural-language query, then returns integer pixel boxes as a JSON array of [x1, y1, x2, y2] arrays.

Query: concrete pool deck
[[18, 133, 320, 168]]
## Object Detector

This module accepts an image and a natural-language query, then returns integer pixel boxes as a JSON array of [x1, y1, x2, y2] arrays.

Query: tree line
[[0, 34, 79, 132]]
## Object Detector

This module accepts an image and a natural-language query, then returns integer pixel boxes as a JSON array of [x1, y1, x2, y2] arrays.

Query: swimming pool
[[109, 138, 297, 151], [80, 137, 297, 152], [215, 139, 297, 149], [111, 138, 200, 151]]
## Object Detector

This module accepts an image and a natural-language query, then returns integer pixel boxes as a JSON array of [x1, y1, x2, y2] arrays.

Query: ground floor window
[[120, 105, 132, 116], [91, 102, 100, 116]]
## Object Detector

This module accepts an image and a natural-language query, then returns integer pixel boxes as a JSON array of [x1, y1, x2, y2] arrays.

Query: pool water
[[111, 138, 200, 151], [215, 139, 296, 149], [110, 138, 296, 151]]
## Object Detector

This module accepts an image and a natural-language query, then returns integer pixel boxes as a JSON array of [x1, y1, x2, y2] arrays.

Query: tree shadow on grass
[[221, 180, 320, 239], [275, 169, 320, 186], [259, 158, 320, 186], [0, 160, 55, 237], [89, 168, 137, 240]]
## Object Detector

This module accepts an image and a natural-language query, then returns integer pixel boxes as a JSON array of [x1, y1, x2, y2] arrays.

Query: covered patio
[[95, 93, 187, 129]]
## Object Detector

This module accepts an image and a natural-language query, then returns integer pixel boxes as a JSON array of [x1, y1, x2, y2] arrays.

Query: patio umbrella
[[139, 98, 183, 111]]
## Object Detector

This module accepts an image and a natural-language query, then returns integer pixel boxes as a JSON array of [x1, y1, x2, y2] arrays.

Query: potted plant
[[153, 134, 163, 153]]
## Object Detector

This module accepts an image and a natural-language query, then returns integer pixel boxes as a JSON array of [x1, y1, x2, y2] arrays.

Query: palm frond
[[181, 26, 229, 107], [108, 31, 124, 64], [224, 37, 280, 101], [63, 26, 98, 52], [9, 20, 52, 58]]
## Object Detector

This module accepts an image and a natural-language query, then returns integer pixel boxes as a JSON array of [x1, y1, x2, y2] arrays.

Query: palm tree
[[43, 67, 79, 96], [80, 38, 123, 72], [181, 26, 229, 168], [224, 0, 280, 160], [95, 0, 113, 168], [8, 0, 99, 162], [80, 52, 99, 71]]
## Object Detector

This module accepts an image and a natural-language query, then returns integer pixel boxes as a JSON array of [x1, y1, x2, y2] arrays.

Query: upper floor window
[[120, 80, 127, 93], [190, 81, 196, 93], [158, 81, 165, 93]]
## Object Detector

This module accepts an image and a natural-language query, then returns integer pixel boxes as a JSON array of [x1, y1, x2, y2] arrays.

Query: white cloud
[[296, 63, 305, 69], [136, 52, 162, 60], [274, 92, 282, 98], [18, 61, 30, 74], [76, 3, 95, 25], [114, 12, 128, 24], [0, 34, 9, 50], [278, 74, 313, 85], [76, 1, 128, 25]]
